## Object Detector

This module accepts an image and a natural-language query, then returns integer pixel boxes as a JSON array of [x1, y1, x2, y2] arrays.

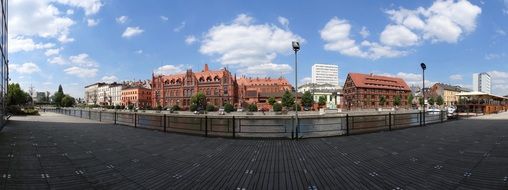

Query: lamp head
[[292, 41, 300, 52], [420, 63, 426, 70]]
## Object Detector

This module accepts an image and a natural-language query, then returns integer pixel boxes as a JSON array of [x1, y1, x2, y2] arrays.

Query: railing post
[[134, 113, 137, 128], [114, 111, 117, 125], [99, 111, 102, 122], [388, 112, 392, 131], [204, 116, 208, 137], [163, 114, 167, 132], [232, 116, 236, 139], [346, 114, 349, 136], [441, 111, 444, 123], [291, 116, 294, 139], [419, 111, 422, 126], [89, 110, 91, 119], [80, 110, 82, 118]]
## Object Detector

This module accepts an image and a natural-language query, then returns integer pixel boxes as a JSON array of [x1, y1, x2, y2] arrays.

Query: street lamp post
[[420, 63, 426, 126], [292, 41, 300, 139]]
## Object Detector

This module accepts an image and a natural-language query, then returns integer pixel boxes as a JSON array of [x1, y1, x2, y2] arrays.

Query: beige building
[[84, 83, 106, 105], [429, 83, 470, 106]]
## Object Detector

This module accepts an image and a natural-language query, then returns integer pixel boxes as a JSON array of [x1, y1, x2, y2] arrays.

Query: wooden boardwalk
[[1, 112, 507, 189]]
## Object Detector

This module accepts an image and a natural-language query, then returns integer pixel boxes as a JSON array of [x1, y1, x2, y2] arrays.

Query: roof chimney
[[370, 73, 373, 76], [204, 64, 209, 72]]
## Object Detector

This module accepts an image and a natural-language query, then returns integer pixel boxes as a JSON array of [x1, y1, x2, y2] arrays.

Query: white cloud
[[9, 0, 75, 41], [377, 72, 436, 87], [87, 19, 99, 27], [485, 53, 506, 60], [380, 25, 419, 47], [8, 36, 55, 53], [116, 16, 128, 24], [300, 77, 312, 85], [10, 62, 41, 74], [278, 16, 289, 29], [55, 0, 103, 16], [496, 29, 506, 36], [135, 49, 143, 54], [359, 26, 370, 38], [58, 34, 75, 43], [239, 63, 292, 76], [69, 53, 98, 67], [200, 14, 304, 76], [122, 26, 144, 38], [101, 75, 118, 83], [155, 64, 185, 75], [66, 9, 74, 15], [173, 22, 186, 32], [320, 17, 405, 59], [44, 48, 62, 57], [185, 35, 197, 45], [504, 0, 508, 14], [160, 16, 168, 21], [488, 70, 508, 95], [449, 74, 463, 81], [386, 0, 481, 43], [48, 56, 66, 65], [64, 66, 98, 78]]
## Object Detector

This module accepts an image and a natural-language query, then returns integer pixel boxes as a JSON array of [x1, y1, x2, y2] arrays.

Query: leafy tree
[[61, 95, 75, 107], [206, 104, 216, 112], [301, 91, 314, 108], [379, 96, 386, 106], [281, 90, 294, 108], [394, 95, 401, 106], [248, 104, 258, 112], [318, 96, 326, 106], [268, 96, 276, 106], [272, 103, 282, 112], [428, 97, 435, 106], [436, 95, 444, 106], [190, 104, 198, 112], [408, 94, 414, 106], [128, 104, 134, 110], [294, 104, 302, 111], [191, 92, 207, 110], [171, 105, 181, 111], [223, 103, 234, 113], [7, 83, 30, 106], [52, 84, 65, 107], [419, 97, 425, 106]]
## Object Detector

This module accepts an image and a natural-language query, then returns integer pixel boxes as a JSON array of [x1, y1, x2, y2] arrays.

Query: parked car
[[427, 107, 441, 115]]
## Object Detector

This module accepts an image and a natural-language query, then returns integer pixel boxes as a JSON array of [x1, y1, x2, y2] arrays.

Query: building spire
[[204, 64, 209, 72]]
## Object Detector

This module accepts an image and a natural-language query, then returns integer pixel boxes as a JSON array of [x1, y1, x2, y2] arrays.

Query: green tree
[[301, 91, 314, 108], [7, 83, 30, 106], [52, 84, 65, 107], [190, 92, 207, 110], [268, 96, 276, 106], [171, 105, 181, 111], [248, 104, 258, 112], [428, 97, 435, 106], [281, 90, 294, 108], [61, 95, 75, 107], [394, 95, 401, 106], [189, 104, 198, 112], [272, 103, 282, 112], [436, 95, 444, 106], [408, 94, 414, 106], [419, 97, 425, 106], [223, 103, 234, 113], [379, 96, 386, 107], [206, 104, 216, 111], [318, 96, 326, 106]]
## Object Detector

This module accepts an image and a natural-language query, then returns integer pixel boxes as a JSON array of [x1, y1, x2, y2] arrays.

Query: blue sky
[[9, 0, 508, 98]]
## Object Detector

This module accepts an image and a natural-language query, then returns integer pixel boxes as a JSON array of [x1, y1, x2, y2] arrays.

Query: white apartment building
[[84, 83, 105, 105], [297, 83, 342, 108], [312, 64, 339, 86], [110, 83, 123, 106], [472, 72, 491, 94]]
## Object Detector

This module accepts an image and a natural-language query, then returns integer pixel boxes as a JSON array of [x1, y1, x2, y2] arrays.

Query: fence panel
[[116, 112, 135, 126], [299, 116, 345, 138], [393, 113, 420, 129], [137, 114, 163, 131], [350, 114, 389, 134], [166, 115, 205, 135], [235, 117, 292, 138]]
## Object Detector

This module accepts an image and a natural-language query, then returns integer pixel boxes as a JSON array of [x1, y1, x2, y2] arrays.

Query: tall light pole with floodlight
[[420, 62, 426, 126], [292, 41, 300, 138]]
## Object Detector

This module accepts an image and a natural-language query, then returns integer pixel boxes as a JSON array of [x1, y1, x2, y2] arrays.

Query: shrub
[[7, 105, 23, 115], [206, 104, 216, 112], [294, 104, 302, 111], [272, 103, 282, 112], [127, 104, 134, 110], [171, 105, 181, 111], [190, 104, 198, 112], [114, 105, 121, 109], [224, 103, 234, 113], [248, 104, 258, 112]]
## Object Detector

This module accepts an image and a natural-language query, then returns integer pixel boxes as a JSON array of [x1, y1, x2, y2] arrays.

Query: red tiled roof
[[347, 73, 410, 91]]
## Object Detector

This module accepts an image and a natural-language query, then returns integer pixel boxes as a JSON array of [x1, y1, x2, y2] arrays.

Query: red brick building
[[151, 64, 238, 109], [121, 86, 152, 109], [343, 73, 411, 110], [237, 76, 293, 108]]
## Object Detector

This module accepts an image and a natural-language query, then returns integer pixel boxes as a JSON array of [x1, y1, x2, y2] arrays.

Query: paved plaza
[[1, 112, 508, 189]]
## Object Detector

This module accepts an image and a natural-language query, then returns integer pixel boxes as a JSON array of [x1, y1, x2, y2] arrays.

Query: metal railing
[[43, 108, 450, 139]]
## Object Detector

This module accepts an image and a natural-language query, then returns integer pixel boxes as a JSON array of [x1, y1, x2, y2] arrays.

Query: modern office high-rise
[[311, 64, 339, 86], [472, 72, 491, 94], [0, 0, 7, 129]]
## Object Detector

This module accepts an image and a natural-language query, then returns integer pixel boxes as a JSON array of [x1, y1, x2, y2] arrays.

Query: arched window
[[199, 77, 205, 82], [206, 76, 212, 82], [214, 76, 220, 81]]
